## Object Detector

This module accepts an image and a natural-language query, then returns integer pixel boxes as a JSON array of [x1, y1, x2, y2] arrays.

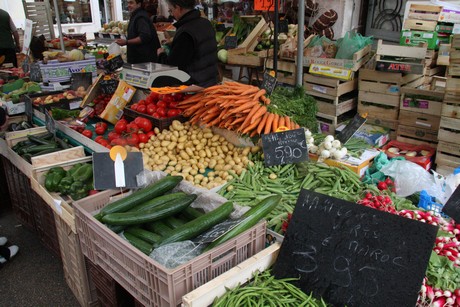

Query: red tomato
[[94, 135, 104, 142], [126, 123, 139, 133], [96, 122, 108, 130], [138, 118, 152, 132], [113, 137, 128, 146], [152, 112, 160, 118], [114, 121, 127, 134], [108, 131, 120, 141], [149, 92, 160, 102], [167, 108, 181, 117], [134, 116, 143, 125], [173, 93, 184, 101], [118, 118, 128, 125], [137, 99, 146, 105], [146, 103, 157, 115], [146, 131, 155, 138], [157, 107, 167, 117], [82, 129, 93, 138], [130, 103, 139, 111], [137, 104, 147, 114], [95, 126, 106, 135], [157, 100, 168, 108], [169, 101, 179, 108], [137, 133, 149, 144], [98, 139, 109, 147], [126, 133, 139, 146], [161, 94, 174, 103]]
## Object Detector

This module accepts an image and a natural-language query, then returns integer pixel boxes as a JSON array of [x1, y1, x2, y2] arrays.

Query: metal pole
[[52, 0, 65, 52], [273, 0, 279, 76], [295, 0, 304, 86]]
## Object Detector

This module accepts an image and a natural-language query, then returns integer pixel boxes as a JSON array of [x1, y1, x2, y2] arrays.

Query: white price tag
[[54, 199, 63, 215]]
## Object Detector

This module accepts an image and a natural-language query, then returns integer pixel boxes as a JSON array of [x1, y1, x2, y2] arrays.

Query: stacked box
[[303, 73, 357, 135], [265, 59, 298, 86], [397, 77, 444, 147], [436, 34, 460, 176]]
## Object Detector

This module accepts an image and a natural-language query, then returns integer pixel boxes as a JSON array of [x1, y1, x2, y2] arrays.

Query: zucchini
[[31, 147, 61, 157], [180, 207, 205, 221], [159, 201, 234, 247], [125, 227, 161, 246], [98, 175, 183, 217], [144, 220, 173, 237], [27, 134, 55, 145], [21, 144, 58, 154], [123, 232, 154, 255], [55, 137, 70, 149], [203, 195, 281, 252], [101, 194, 197, 226], [164, 216, 186, 229]]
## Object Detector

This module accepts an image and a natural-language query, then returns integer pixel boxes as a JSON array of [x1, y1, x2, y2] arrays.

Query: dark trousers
[[0, 48, 18, 67]]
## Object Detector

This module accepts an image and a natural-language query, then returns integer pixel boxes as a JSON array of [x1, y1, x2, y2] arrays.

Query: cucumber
[[180, 207, 205, 221], [98, 176, 183, 217], [144, 220, 173, 237], [164, 216, 186, 229], [123, 232, 154, 255], [102, 194, 197, 226], [159, 201, 234, 247], [203, 195, 281, 252], [27, 134, 55, 145], [22, 143, 58, 154], [125, 227, 161, 246]]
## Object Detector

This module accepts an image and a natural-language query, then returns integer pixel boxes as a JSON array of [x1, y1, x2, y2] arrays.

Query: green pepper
[[48, 166, 67, 177], [69, 181, 88, 200], [68, 163, 84, 177], [71, 164, 93, 182], [58, 176, 74, 195], [45, 172, 65, 192]]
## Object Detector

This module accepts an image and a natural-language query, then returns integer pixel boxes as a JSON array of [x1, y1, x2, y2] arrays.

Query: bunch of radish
[[434, 236, 460, 265], [357, 191, 397, 214], [418, 278, 460, 307]]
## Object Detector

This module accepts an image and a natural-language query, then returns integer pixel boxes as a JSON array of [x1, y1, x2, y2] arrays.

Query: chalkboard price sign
[[272, 189, 438, 307], [103, 55, 124, 72], [193, 218, 243, 244], [100, 79, 119, 94], [336, 114, 367, 144], [442, 185, 460, 222], [29, 62, 42, 82], [224, 35, 238, 50], [24, 98, 33, 123], [44, 109, 56, 137], [261, 128, 308, 167], [261, 72, 277, 95]]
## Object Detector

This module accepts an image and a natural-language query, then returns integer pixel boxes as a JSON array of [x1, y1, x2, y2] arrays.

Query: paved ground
[[0, 208, 80, 306]]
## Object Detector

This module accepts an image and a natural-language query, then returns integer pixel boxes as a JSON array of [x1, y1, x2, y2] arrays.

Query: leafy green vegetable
[[268, 86, 318, 132], [426, 251, 460, 291]]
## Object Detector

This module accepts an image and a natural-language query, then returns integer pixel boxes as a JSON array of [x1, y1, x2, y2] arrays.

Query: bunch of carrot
[[176, 82, 300, 137]]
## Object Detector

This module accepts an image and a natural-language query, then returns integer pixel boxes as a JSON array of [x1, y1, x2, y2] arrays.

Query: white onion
[[325, 135, 334, 142], [320, 150, 330, 159], [332, 140, 341, 148]]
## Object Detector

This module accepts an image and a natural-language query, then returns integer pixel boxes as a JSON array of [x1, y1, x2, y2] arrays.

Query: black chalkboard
[[193, 218, 243, 244], [442, 185, 460, 222], [100, 79, 119, 94], [272, 189, 438, 307], [261, 128, 308, 167], [25, 98, 33, 123], [224, 35, 238, 50], [103, 55, 124, 72], [261, 72, 278, 96], [336, 114, 367, 144], [278, 19, 289, 33], [29, 62, 42, 82], [71, 72, 93, 91], [93, 152, 144, 189], [45, 109, 56, 137]]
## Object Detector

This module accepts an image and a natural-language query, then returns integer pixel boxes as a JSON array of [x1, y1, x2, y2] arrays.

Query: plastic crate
[[74, 190, 266, 307], [54, 213, 99, 307], [122, 107, 187, 131], [32, 190, 60, 258]]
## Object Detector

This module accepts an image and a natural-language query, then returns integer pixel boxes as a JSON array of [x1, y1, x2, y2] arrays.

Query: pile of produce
[[0, 80, 41, 103], [129, 91, 183, 119], [177, 82, 300, 136], [140, 120, 258, 189], [11, 132, 73, 162], [99, 21, 128, 35], [44, 163, 95, 200]]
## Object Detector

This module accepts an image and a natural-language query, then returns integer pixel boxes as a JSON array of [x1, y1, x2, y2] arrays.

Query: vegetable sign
[[442, 185, 460, 222], [272, 189, 438, 307], [261, 128, 308, 167]]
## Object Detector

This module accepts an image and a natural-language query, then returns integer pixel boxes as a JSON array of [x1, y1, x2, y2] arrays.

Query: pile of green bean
[[219, 161, 365, 234], [212, 270, 329, 307]]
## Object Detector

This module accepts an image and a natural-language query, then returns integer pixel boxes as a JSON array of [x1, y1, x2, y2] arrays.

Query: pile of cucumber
[[96, 176, 282, 256], [12, 132, 72, 162]]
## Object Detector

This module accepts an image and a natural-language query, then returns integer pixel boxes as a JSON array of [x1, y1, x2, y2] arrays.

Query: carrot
[[294, 123, 300, 129], [260, 95, 271, 105], [204, 97, 222, 107], [272, 113, 280, 133], [207, 115, 222, 127], [178, 94, 204, 105], [252, 89, 266, 101], [228, 116, 246, 128], [202, 84, 223, 93], [241, 115, 262, 135], [250, 105, 267, 124], [257, 113, 270, 135], [230, 100, 258, 114], [278, 116, 285, 129], [241, 86, 260, 96], [264, 113, 275, 135], [238, 104, 262, 132], [284, 116, 292, 130]]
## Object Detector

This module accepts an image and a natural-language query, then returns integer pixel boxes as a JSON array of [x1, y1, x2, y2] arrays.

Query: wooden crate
[[316, 110, 356, 135], [438, 116, 460, 143], [407, 4, 442, 21], [403, 19, 437, 31], [398, 109, 441, 130], [358, 91, 400, 120], [400, 81, 444, 116], [396, 123, 439, 146], [265, 59, 299, 85], [359, 68, 424, 95], [365, 115, 399, 130], [441, 100, 460, 119], [436, 141, 460, 172], [447, 64, 460, 76], [375, 40, 427, 74]]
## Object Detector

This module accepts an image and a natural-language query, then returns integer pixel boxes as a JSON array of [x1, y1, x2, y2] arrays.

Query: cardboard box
[[309, 149, 380, 177], [336, 123, 391, 147], [99, 80, 136, 124], [5, 101, 25, 115], [400, 30, 439, 50]]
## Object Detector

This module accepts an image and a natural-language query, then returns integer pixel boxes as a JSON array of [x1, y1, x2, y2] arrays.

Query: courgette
[[98, 175, 183, 218], [27, 134, 55, 145], [125, 227, 161, 246], [22, 143, 58, 154], [101, 194, 197, 226], [123, 232, 154, 255], [203, 195, 281, 252], [31, 147, 61, 157], [164, 216, 186, 229], [180, 207, 205, 221], [144, 220, 173, 237], [159, 201, 234, 247]]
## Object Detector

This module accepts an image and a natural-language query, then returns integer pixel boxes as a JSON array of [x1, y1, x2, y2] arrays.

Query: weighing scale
[[119, 62, 191, 89]]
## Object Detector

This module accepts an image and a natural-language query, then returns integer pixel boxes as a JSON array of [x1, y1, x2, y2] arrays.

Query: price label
[[224, 35, 238, 50], [29, 62, 42, 82], [261, 72, 277, 96], [261, 128, 308, 166], [45, 109, 56, 137]]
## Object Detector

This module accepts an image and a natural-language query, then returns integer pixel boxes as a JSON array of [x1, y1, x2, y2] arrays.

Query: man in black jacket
[[116, 0, 161, 64], [157, 0, 218, 87]]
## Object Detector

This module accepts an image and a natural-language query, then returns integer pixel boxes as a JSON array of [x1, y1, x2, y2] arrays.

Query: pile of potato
[[140, 120, 259, 189]]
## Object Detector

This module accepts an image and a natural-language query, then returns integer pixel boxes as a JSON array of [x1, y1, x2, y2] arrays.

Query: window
[[50, 0, 93, 24]]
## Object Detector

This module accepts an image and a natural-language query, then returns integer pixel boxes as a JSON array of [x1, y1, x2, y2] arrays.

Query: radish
[[432, 297, 446, 307]]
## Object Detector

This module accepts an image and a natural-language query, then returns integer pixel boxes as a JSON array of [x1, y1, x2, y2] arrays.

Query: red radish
[[432, 297, 446, 307]]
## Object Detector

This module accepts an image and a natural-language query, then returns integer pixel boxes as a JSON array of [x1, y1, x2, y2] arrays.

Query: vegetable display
[[176, 82, 300, 136], [43, 163, 94, 200], [11, 132, 73, 163]]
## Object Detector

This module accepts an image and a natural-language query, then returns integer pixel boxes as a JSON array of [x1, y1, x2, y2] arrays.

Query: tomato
[[161, 94, 174, 103], [167, 108, 181, 117], [173, 93, 184, 101], [95, 126, 106, 135], [130, 103, 139, 111], [137, 99, 146, 105], [114, 121, 127, 134], [126, 123, 139, 133], [94, 135, 104, 142], [138, 118, 152, 132], [98, 139, 109, 147], [126, 133, 139, 146], [157, 107, 167, 117], [107, 131, 120, 141], [117, 118, 128, 125], [156, 100, 168, 108], [137, 133, 149, 144], [146, 103, 157, 115], [169, 101, 179, 108], [146, 131, 155, 138], [149, 92, 160, 102], [137, 104, 147, 114], [96, 122, 108, 130], [82, 129, 93, 138], [134, 116, 143, 125], [152, 112, 160, 118]]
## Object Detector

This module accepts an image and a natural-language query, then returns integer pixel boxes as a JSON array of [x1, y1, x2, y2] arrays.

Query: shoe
[[0, 237, 7, 246], [0, 245, 19, 264]]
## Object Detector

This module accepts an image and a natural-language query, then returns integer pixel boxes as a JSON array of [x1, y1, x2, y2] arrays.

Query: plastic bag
[[150, 241, 203, 269], [335, 31, 373, 60], [304, 36, 337, 58], [108, 42, 121, 56]]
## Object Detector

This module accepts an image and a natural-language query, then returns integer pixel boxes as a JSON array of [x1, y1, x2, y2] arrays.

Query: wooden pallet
[[316, 110, 356, 135], [397, 124, 438, 147], [358, 91, 400, 120], [435, 141, 460, 173], [359, 68, 424, 96], [441, 100, 460, 119], [407, 4, 442, 21], [398, 109, 441, 130], [438, 116, 460, 143]]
